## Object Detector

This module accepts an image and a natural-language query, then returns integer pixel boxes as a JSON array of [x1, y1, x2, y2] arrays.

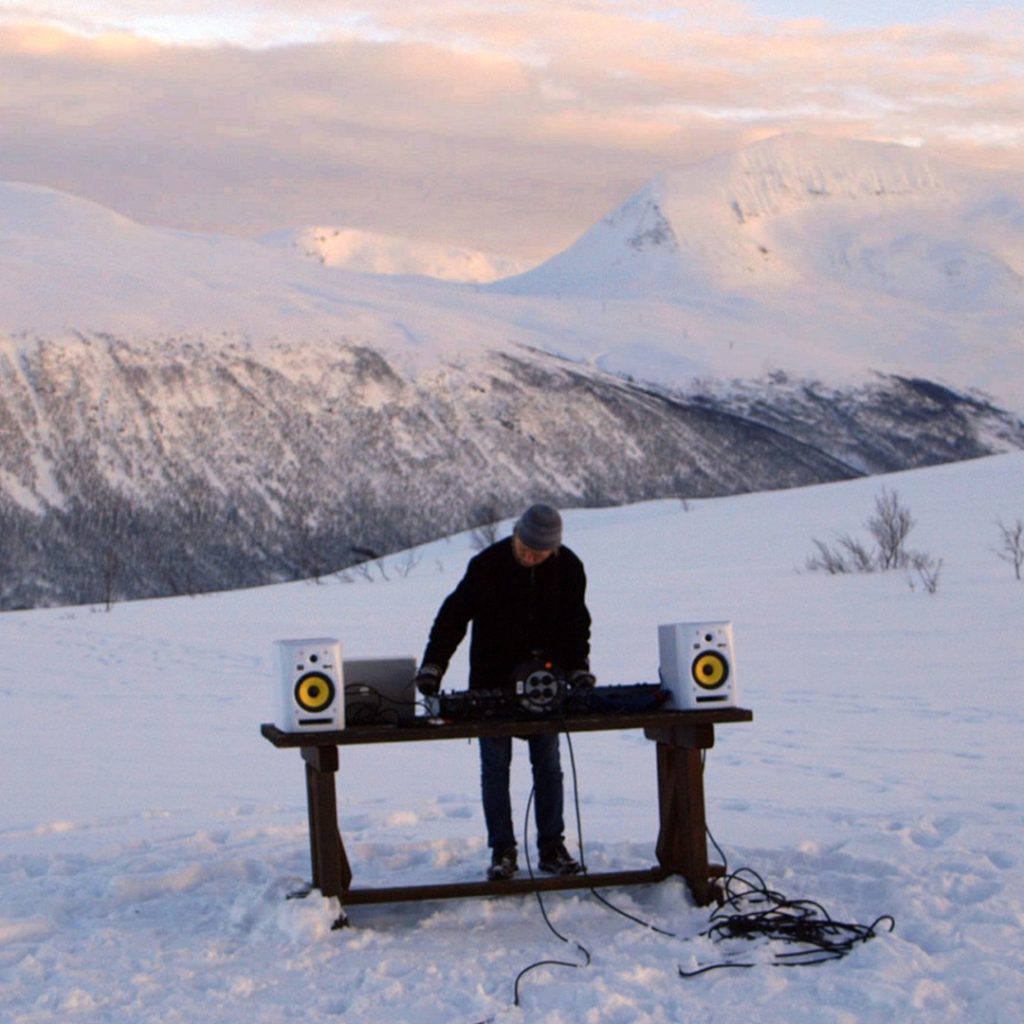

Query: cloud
[[1, 6, 1022, 258]]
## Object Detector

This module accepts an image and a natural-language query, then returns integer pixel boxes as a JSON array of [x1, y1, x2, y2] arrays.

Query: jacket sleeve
[[421, 560, 479, 674], [555, 557, 591, 671]]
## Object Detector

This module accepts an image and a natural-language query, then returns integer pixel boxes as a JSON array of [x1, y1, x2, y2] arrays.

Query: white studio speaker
[[273, 638, 345, 732], [658, 621, 738, 709]]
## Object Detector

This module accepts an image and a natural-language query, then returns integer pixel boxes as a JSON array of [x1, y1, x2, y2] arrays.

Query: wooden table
[[261, 705, 752, 916]]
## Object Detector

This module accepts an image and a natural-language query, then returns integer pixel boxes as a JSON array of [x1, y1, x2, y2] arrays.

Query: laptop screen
[[343, 657, 419, 724]]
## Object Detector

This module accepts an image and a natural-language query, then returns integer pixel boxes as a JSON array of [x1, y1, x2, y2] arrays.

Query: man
[[414, 503, 595, 881]]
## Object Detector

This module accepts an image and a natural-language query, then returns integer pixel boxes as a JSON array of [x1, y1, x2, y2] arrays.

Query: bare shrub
[[867, 487, 915, 569], [805, 533, 875, 574], [905, 551, 943, 594], [994, 517, 1024, 580], [807, 487, 940, 592], [393, 549, 422, 578], [837, 532, 876, 573], [806, 537, 850, 574], [469, 501, 503, 551]]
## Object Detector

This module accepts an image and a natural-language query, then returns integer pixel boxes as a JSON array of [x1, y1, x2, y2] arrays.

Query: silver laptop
[[343, 657, 419, 724]]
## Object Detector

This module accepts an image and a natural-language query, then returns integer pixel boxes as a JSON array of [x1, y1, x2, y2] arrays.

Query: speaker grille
[[691, 650, 730, 690], [294, 671, 336, 712]]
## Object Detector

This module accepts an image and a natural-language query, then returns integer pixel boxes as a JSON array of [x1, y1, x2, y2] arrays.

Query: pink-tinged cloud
[[0, 9, 1022, 257]]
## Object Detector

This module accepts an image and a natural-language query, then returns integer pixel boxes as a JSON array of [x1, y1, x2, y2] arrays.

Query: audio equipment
[[424, 689, 520, 721], [512, 657, 566, 714], [658, 621, 738, 709], [273, 638, 345, 732], [423, 682, 670, 722], [343, 657, 418, 724], [565, 683, 670, 715]]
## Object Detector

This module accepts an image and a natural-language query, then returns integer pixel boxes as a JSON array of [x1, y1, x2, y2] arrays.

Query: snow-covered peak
[[491, 134, 1024, 300], [2, 133, 1023, 410], [670, 134, 950, 223], [261, 225, 529, 283], [0, 180, 475, 357], [1, 181, 145, 240]]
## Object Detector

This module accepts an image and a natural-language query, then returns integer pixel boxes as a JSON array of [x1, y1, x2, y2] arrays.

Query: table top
[[261, 705, 753, 748]]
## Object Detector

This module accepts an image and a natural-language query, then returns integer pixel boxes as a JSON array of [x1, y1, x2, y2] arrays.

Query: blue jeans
[[479, 734, 564, 851]]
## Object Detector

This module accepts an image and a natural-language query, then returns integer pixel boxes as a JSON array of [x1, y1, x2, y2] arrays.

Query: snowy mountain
[[4, 453, 1023, 1021], [3, 135, 1024, 406], [2, 332, 1020, 609], [261, 224, 529, 283], [493, 134, 1024, 302], [491, 135, 1024, 405], [2, 135, 1024, 606]]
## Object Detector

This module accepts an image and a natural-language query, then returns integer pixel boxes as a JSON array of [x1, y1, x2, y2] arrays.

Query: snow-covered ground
[[2, 453, 1022, 1023]]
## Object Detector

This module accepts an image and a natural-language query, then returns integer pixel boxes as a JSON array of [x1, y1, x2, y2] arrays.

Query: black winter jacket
[[422, 537, 591, 690]]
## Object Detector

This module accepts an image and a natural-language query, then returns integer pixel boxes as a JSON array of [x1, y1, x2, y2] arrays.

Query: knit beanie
[[514, 504, 563, 551]]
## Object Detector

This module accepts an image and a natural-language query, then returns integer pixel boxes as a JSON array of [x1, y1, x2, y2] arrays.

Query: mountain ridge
[[2, 134, 1024, 407], [1, 331, 1021, 609], [2, 135, 1023, 607], [492, 134, 1024, 300]]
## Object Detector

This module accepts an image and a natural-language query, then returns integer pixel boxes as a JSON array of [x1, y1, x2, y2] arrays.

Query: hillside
[[1, 333, 1021, 609], [1, 136, 1023, 606]]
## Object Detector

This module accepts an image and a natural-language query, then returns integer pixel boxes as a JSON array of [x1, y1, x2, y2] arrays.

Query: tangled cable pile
[[679, 867, 895, 977]]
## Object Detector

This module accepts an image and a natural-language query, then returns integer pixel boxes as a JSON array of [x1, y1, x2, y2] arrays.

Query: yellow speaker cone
[[295, 672, 335, 712], [691, 651, 729, 690]]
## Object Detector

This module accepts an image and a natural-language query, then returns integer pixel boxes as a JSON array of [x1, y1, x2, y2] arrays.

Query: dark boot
[[487, 845, 518, 880], [538, 841, 581, 875]]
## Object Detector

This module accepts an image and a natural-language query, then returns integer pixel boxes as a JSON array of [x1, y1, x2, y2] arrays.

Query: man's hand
[[413, 664, 443, 697], [569, 668, 596, 689]]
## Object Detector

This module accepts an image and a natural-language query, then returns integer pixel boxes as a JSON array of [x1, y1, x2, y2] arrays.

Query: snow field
[[1, 453, 1022, 1022]]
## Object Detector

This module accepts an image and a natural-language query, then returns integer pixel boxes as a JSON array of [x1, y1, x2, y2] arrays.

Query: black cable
[[343, 683, 433, 725], [512, 777, 591, 1007], [561, 723, 678, 938], [687, 757, 893, 974], [342, 684, 400, 725], [701, 750, 730, 879], [678, 867, 895, 976], [476, 699, 893, 1003], [563, 730, 893, 975]]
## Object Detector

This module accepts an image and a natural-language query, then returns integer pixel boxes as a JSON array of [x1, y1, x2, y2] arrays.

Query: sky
[[1, 1, 1023, 258]]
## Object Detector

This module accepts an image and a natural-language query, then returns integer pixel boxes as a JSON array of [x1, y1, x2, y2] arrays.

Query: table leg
[[301, 745, 352, 898], [645, 724, 715, 906]]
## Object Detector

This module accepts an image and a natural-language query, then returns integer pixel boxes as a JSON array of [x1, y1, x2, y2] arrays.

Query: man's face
[[512, 535, 555, 568]]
